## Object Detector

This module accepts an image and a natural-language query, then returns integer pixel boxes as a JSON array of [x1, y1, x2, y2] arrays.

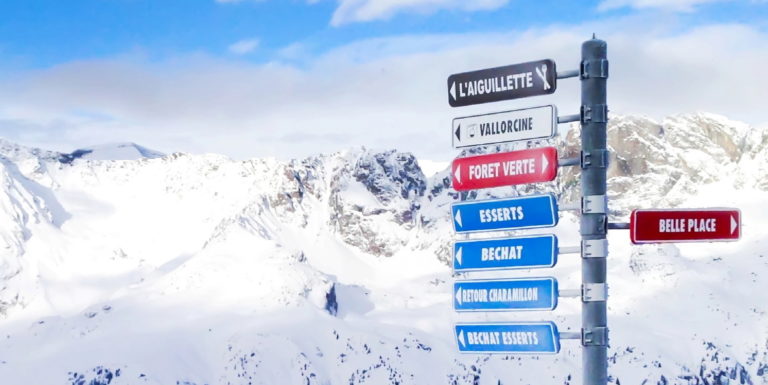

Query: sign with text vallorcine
[[446, 52, 581, 358]]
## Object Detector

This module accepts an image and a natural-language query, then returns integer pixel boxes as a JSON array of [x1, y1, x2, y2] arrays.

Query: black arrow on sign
[[455, 124, 461, 141]]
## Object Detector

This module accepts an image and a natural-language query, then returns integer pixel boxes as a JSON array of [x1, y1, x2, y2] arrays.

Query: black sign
[[447, 59, 557, 107]]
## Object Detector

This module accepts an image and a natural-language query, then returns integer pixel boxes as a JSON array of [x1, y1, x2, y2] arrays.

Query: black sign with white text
[[447, 59, 557, 107]]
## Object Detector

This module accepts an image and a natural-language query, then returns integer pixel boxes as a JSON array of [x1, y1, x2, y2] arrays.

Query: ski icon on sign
[[536, 64, 551, 90]]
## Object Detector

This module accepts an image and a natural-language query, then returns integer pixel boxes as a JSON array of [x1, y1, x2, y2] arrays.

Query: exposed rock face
[[1, 113, 767, 384], [559, 113, 766, 217]]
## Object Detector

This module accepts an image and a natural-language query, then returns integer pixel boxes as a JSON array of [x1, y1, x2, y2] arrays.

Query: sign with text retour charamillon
[[454, 277, 558, 312], [447, 59, 557, 107], [452, 105, 557, 149]]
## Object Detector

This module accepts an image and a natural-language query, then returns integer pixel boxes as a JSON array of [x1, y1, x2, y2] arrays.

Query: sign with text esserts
[[448, 59, 557, 107], [454, 277, 558, 312], [630, 208, 741, 244], [453, 234, 557, 272], [455, 322, 561, 354], [452, 194, 558, 233], [452, 147, 558, 191], [452, 105, 557, 149]]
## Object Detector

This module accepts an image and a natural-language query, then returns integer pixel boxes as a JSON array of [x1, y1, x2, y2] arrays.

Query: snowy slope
[[0, 113, 766, 385]]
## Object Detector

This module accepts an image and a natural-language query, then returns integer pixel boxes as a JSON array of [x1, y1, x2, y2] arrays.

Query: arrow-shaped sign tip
[[458, 330, 466, 348], [455, 247, 463, 265], [454, 209, 462, 228], [731, 215, 737, 235], [449, 82, 456, 101], [454, 165, 461, 184]]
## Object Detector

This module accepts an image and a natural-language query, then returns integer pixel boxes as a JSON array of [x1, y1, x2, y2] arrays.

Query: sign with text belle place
[[447, 59, 557, 107], [630, 208, 741, 244]]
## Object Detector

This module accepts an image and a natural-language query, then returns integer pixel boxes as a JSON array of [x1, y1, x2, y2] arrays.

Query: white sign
[[452, 105, 557, 149]]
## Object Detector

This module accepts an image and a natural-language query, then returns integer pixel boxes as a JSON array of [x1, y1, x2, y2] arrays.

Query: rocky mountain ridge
[[0, 112, 766, 384]]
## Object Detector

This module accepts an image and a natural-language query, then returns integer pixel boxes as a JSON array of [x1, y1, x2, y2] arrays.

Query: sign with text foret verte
[[451, 147, 558, 191]]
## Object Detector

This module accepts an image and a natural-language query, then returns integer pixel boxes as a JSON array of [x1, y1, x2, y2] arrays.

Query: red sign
[[451, 147, 558, 191], [630, 209, 741, 244]]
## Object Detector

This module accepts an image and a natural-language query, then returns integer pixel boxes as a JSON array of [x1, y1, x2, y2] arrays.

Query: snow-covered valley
[[0, 113, 767, 384]]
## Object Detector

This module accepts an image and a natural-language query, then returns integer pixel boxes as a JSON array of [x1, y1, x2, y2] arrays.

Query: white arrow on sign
[[455, 246, 463, 266], [454, 165, 462, 184], [450, 82, 457, 101], [731, 215, 737, 235], [541, 154, 548, 174], [454, 210, 463, 228], [457, 330, 466, 348], [455, 286, 463, 306]]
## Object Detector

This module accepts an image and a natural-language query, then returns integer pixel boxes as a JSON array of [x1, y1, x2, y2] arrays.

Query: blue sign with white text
[[454, 277, 558, 312], [451, 194, 558, 233], [453, 234, 558, 272], [455, 322, 561, 354]]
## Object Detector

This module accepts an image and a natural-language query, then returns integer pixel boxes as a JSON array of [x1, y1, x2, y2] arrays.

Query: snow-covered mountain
[[62, 142, 165, 162], [0, 112, 766, 385]]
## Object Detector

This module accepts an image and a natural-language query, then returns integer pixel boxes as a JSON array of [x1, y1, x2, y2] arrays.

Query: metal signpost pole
[[580, 37, 609, 385]]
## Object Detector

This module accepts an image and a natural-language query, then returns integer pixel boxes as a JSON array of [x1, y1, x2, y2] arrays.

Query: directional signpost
[[454, 277, 558, 312], [444, 36, 741, 385], [630, 208, 741, 244], [447, 59, 557, 107], [455, 322, 561, 354], [452, 194, 558, 233], [453, 234, 557, 272], [452, 105, 557, 149], [451, 147, 558, 191], [445, 40, 619, 385]]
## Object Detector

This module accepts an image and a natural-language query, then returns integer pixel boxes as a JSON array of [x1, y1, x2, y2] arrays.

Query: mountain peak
[[62, 142, 165, 162]]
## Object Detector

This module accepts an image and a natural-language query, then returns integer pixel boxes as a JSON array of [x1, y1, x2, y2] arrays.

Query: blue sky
[[1, 0, 767, 163], [1, 0, 764, 68]]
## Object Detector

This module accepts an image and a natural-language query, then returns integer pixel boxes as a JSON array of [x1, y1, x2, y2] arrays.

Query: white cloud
[[1, 20, 767, 164], [330, 0, 510, 25], [597, 0, 730, 12], [228, 38, 260, 55]]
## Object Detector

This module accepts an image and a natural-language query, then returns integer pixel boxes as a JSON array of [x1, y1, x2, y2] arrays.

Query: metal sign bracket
[[580, 59, 609, 79], [581, 326, 609, 346], [582, 239, 608, 258], [582, 283, 608, 302], [581, 149, 610, 169], [581, 104, 608, 123], [582, 195, 607, 214]]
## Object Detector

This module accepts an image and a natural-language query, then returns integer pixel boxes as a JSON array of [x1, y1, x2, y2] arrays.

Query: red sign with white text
[[451, 147, 558, 191], [630, 209, 741, 244]]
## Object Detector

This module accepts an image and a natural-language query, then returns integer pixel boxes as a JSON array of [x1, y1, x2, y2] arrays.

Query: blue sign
[[453, 234, 558, 272], [455, 322, 561, 354], [451, 194, 558, 233], [454, 277, 558, 312]]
